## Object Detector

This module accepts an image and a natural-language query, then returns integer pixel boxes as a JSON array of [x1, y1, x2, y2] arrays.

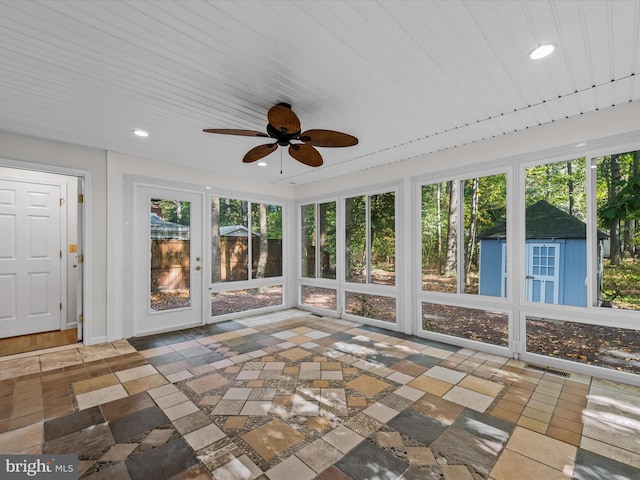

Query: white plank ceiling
[[1, 0, 639, 185]]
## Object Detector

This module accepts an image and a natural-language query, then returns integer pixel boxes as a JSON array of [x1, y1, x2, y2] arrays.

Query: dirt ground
[[153, 281, 640, 375], [422, 303, 640, 375], [151, 287, 282, 316]]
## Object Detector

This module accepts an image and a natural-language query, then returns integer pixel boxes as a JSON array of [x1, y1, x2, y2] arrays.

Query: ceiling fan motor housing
[[267, 123, 301, 146]]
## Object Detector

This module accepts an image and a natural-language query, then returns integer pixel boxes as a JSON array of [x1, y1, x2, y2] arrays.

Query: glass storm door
[[134, 186, 203, 335]]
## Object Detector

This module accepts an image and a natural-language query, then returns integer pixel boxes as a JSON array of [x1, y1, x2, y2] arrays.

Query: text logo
[[1, 455, 77, 479]]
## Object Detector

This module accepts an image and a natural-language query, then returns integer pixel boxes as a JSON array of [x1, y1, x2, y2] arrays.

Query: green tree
[[525, 158, 586, 218], [345, 195, 366, 282], [154, 199, 191, 225], [599, 151, 640, 262]]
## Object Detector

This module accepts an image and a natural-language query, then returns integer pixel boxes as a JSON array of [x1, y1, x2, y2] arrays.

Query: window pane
[[319, 202, 337, 279], [525, 158, 586, 306], [212, 197, 249, 282], [301, 204, 316, 278], [467, 173, 507, 297], [345, 291, 396, 323], [251, 203, 282, 279], [370, 192, 395, 285], [150, 198, 191, 311], [422, 302, 508, 347], [595, 150, 640, 310], [526, 316, 640, 374], [301, 285, 337, 311], [345, 195, 366, 283], [211, 286, 282, 316], [422, 182, 456, 292]]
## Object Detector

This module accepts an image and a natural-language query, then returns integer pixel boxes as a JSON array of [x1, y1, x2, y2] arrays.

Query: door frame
[[129, 180, 206, 337]]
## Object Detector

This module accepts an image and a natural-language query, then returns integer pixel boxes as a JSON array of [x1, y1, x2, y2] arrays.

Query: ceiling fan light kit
[[204, 102, 358, 168]]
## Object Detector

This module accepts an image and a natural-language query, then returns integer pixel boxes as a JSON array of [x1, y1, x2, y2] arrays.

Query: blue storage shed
[[477, 200, 606, 306]]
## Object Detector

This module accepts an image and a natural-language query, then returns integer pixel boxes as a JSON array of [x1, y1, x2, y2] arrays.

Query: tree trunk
[[345, 198, 354, 280], [609, 154, 621, 266], [624, 219, 634, 257], [631, 151, 640, 257], [301, 205, 312, 277], [464, 178, 479, 286], [256, 203, 268, 278], [436, 183, 442, 274], [545, 165, 552, 202], [176, 201, 182, 222], [567, 161, 574, 215], [445, 180, 458, 275], [211, 197, 221, 282], [319, 203, 328, 277]]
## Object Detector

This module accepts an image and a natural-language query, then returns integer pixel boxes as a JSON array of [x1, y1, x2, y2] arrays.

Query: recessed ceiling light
[[133, 129, 149, 137], [257, 161, 267, 167], [529, 43, 556, 60]]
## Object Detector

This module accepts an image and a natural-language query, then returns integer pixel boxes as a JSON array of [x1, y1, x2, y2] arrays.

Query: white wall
[[0, 130, 108, 344]]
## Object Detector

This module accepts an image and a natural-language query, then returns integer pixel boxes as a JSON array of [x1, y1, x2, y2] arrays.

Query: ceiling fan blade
[[299, 129, 358, 147], [243, 143, 278, 163], [268, 104, 301, 134], [203, 128, 269, 137], [289, 144, 323, 167]]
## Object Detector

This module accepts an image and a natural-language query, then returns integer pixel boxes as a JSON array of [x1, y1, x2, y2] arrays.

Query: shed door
[[526, 243, 559, 304]]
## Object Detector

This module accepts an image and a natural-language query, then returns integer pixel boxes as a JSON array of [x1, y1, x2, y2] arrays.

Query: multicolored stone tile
[[2, 310, 640, 480]]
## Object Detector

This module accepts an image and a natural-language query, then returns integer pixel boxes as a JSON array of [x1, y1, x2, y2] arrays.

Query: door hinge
[[60, 250, 62, 258], [78, 314, 84, 324], [60, 303, 63, 310], [78, 193, 84, 203], [60, 198, 64, 206], [78, 254, 84, 264]]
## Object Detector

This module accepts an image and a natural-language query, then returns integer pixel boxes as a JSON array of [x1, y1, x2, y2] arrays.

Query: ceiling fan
[[203, 103, 358, 167]]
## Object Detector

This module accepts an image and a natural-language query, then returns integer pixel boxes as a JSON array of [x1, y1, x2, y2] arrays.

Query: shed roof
[[219, 225, 260, 237], [150, 213, 190, 239], [477, 200, 607, 240]]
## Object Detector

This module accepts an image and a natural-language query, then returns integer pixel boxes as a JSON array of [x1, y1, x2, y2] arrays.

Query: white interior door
[[134, 186, 203, 335], [526, 243, 559, 304], [0, 179, 63, 337]]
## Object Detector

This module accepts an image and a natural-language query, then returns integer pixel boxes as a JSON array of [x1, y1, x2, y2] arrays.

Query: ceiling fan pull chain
[[280, 148, 283, 175]]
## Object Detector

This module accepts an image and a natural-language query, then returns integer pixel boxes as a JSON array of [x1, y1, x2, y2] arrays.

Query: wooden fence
[[151, 238, 282, 291]]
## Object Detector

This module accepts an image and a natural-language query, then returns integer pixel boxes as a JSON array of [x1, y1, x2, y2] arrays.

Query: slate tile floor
[[1, 309, 640, 479]]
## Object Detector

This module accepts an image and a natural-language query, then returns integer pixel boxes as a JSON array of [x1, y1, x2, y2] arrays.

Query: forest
[[421, 150, 640, 310], [210, 197, 282, 282]]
